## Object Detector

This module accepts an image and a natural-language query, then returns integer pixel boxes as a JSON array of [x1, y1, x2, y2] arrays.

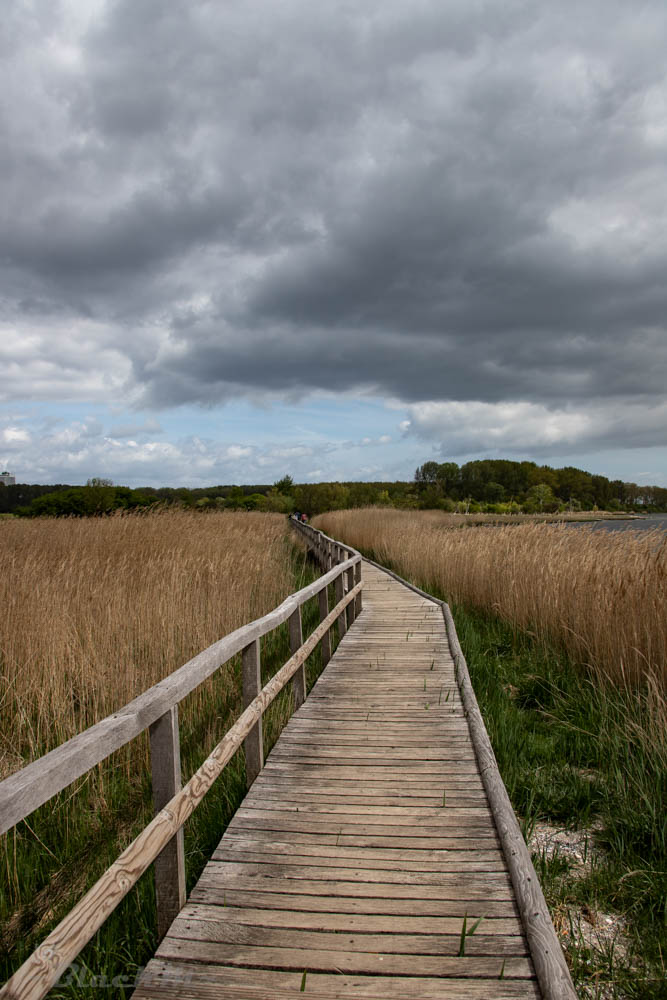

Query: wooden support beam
[[289, 607, 306, 709], [242, 640, 263, 787], [335, 571, 347, 640], [346, 565, 356, 626], [149, 706, 186, 942], [354, 559, 363, 615], [318, 587, 331, 666]]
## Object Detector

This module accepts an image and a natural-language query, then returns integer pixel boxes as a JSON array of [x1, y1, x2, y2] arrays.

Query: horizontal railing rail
[[0, 530, 362, 1000]]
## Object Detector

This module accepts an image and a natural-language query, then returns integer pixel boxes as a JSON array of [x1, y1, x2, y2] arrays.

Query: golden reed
[[0, 510, 294, 780], [315, 508, 667, 688]]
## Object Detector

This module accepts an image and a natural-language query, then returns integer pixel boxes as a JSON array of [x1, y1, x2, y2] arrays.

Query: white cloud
[[402, 398, 667, 456], [2, 426, 31, 444], [224, 445, 252, 460]]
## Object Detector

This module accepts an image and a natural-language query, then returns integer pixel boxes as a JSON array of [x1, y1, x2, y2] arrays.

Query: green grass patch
[[446, 602, 665, 998]]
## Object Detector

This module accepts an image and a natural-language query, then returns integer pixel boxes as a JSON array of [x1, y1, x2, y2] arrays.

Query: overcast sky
[[2, 0, 666, 487]]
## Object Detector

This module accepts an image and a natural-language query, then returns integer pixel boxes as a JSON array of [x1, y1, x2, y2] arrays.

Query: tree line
[[1, 460, 665, 518], [412, 459, 667, 513]]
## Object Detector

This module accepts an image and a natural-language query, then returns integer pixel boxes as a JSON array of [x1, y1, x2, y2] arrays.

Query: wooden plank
[[188, 886, 519, 918], [202, 860, 512, 888], [167, 917, 530, 956], [135, 960, 541, 999], [215, 837, 503, 865], [196, 872, 515, 901], [176, 903, 525, 936], [252, 775, 487, 791], [226, 815, 497, 837], [211, 847, 508, 873], [235, 802, 493, 820], [221, 829, 501, 850], [245, 790, 489, 807], [261, 763, 483, 777], [155, 938, 533, 978], [267, 746, 478, 760]]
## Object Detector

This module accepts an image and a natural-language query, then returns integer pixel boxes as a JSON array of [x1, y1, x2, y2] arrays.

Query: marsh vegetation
[[315, 508, 666, 998], [0, 511, 330, 995]]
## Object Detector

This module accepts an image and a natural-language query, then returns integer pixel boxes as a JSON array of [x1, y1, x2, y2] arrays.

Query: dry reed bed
[[0, 511, 294, 780], [315, 508, 667, 688]]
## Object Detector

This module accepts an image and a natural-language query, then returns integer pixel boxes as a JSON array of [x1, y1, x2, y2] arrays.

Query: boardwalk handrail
[[0, 544, 360, 837], [0, 535, 362, 1000]]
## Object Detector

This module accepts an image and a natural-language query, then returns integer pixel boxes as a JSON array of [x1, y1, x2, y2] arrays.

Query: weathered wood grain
[[166, 918, 530, 957], [289, 606, 305, 709], [149, 706, 186, 942], [188, 886, 520, 918], [175, 902, 526, 936], [241, 639, 263, 787], [135, 960, 541, 999]]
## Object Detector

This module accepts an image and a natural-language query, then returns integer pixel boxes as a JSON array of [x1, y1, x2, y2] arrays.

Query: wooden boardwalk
[[135, 562, 540, 999]]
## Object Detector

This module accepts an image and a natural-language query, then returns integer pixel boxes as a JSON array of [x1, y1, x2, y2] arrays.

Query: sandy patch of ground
[[529, 821, 634, 999], [530, 820, 599, 874]]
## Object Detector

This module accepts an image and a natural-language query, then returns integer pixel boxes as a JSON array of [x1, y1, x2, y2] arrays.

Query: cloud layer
[[3, 0, 666, 473]]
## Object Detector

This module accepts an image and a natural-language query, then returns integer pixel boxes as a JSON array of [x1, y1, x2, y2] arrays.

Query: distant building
[[0, 471, 16, 486]]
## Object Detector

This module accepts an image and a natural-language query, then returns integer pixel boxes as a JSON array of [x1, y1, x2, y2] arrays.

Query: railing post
[[289, 605, 306, 708], [149, 706, 186, 941], [354, 559, 363, 615], [346, 563, 356, 626], [242, 639, 263, 786], [334, 569, 347, 640], [318, 585, 331, 665]]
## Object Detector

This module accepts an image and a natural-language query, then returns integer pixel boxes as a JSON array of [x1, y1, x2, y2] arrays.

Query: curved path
[[134, 562, 539, 998]]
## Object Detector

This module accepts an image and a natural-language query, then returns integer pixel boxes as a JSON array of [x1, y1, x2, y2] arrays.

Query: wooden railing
[[0, 528, 362, 1000]]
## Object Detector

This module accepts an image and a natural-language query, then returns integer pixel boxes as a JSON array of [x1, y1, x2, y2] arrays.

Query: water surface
[[568, 513, 667, 534]]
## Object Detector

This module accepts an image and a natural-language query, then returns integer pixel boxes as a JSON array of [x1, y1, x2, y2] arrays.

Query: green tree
[[274, 474, 294, 494], [484, 481, 506, 503], [525, 483, 557, 512], [415, 461, 440, 485]]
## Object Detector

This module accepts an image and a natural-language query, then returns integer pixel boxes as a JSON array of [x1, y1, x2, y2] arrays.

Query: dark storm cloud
[[3, 0, 667, 453]]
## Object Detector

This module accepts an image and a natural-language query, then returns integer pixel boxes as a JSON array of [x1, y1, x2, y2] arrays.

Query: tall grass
[[315, 508, 667, 688], [0, 509, 294, 779], [0, 509, 318, 994]]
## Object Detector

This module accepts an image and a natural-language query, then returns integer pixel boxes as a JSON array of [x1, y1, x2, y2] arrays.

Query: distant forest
[[2, 459, 666, 518]]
